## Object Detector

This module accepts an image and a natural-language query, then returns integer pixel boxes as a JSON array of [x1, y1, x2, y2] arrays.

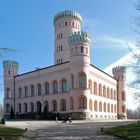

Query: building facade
[[3, 10, 127, 119]]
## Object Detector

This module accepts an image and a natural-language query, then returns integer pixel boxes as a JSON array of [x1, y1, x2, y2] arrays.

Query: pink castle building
[[3, 10, 126, 119]]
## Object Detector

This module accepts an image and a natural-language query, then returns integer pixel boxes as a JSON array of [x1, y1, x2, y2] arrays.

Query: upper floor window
[[72, 22, 74, 27], [53, 81, 58, 93], [81, 46, 84, 53], [62, 79, 67, 92], [6, 88, 11, 98], [65, 21, 67, 26], [57, 33, 63, 40], [79, 73, 86, 88], [38, 84, 42, 96], [71, 74, 74, 89], [45, 82, 50, 94], [19, 87, 22, 98], [31, 85, 35, 97], [25, 86, 28, 98], [59, 23, 61, 28]]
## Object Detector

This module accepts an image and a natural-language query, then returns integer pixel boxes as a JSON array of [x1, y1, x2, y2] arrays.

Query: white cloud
[[94, 34, 136, 49]]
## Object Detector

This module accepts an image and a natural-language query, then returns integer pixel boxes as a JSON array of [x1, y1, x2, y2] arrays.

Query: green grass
[[104, 123, 140, 140], [0, 125, 25, 140]]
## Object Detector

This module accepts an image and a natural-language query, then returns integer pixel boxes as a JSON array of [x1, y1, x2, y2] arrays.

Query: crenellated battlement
[[3, 60, 19, 69], [112, 66, 126, 75], [54, 10, 82, 24], [68, 31, 91, 46]]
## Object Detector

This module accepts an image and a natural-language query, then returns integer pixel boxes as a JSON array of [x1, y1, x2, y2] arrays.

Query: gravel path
[[6, 120, 136, 140]]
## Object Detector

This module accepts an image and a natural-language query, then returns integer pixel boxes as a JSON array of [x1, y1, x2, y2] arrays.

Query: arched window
[[122, 91, 126, 100], [18, 103, 21, 113], [99, 84, 102, 96], [31, 85, 35, 97], [30, 102, 34, 112], [114, 105, 117, 113], [70, 96, 74, 110], [65, 21, 67, 26], [44, 101, 49, 112], [103, 86, 106, 97], [6, 88, 11, 98], [79, 96, 87, 109], [108, 103, 110, 112], [88, 79, 92, 93], [24, 103, 28, 113], [99, 101, 102, 112], [104, 102, 106, 112], [38, 84, 42, 96], [71, 74, 74, 89], [79, 72, 86, 88], [111, 89, 113, 99], [52, 100, 57, 111], [62, 79, 67, 92], [19, 87, 22, 98], [5, 104, 10, 113], [45, 82, 50, 94], [114, 90, 117, 100], [60, 99, 66, 111], [107, 87, 110, 98], [94, 100, 98, 111], [111, 104, 113, 113], [122, 105, 126, 113], [81, 46, 84, 53], [94, 82, 97, 95], [89, 99, 93, 111], [53, 81, 58, 93], [25, 86, 28, 98], [36, 101, 42, 113]]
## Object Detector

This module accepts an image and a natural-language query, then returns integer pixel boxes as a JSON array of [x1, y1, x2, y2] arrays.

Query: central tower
[[54, 10, 82, 64]]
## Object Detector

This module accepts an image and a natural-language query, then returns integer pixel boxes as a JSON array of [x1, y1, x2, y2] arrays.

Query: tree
[[128, 0, 140, 106], [0, 104, 3, 118]]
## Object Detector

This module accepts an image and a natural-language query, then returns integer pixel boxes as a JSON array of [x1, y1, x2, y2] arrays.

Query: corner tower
[[112, 66, 127, 119], [69, 31, 91, 88], [54, 10, 82, 64], [3, 60, 19, 118]]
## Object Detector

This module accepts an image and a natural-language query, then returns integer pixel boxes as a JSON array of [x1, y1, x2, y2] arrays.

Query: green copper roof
[[68, 31, 91, 45], [3, 60, 19, 69], [54, 10, 82, 24]]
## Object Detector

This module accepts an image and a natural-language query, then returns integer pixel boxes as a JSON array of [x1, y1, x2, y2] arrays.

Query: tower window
[[65, 21, 67, 26], [81, 46, 84, 53], [72, 22, 74, 27], [75, 47, 78, 53], [59, 23, 61, 28], [8, 70, 10, 74], [86, 48, 88, 54], [60, 45, 62, 51], [71, 48, 73, 54], [60, 33, 63, 38]]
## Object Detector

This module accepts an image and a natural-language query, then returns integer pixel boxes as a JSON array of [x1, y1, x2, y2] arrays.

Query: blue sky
[[0, 0, 138, 105]]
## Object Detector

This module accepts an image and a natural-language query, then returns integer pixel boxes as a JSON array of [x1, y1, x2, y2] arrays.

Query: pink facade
[[3, 10, 126, 119]]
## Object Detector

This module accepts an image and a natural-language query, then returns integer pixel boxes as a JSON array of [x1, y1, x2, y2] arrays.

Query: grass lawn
[[0, 125, 25, 140], [104, 122, 140, 140]]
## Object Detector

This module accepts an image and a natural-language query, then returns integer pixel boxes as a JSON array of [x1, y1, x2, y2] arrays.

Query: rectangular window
[[81, 46, 84, 53]]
